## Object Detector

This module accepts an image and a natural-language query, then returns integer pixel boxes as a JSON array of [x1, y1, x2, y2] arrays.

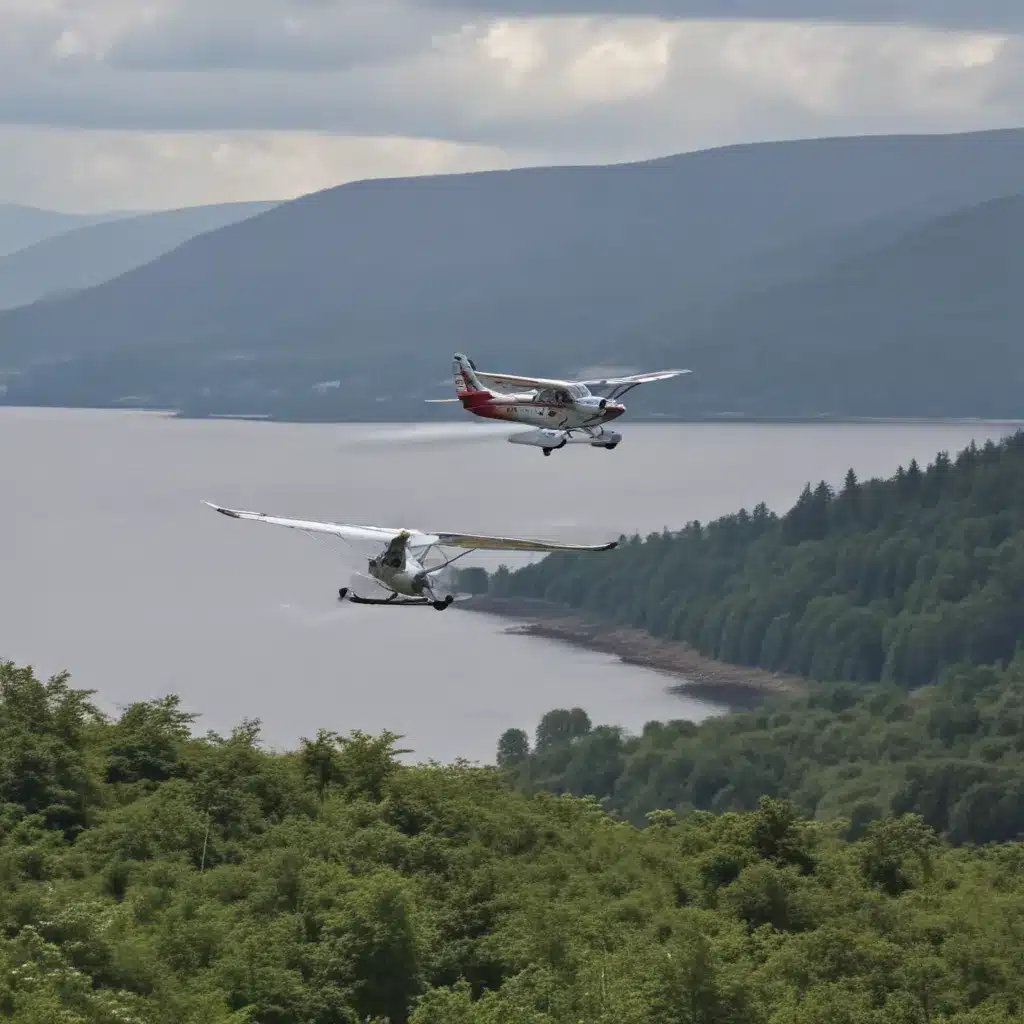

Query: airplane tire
[[542, 449, 552, 456], [605, 443, 618, 450], [338, 587, 349, 600]]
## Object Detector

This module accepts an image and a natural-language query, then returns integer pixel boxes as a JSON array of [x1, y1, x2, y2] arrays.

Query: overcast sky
[[2, 0, 1022, 212]]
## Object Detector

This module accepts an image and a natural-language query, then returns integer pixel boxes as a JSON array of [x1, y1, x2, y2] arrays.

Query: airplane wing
[[203, 502, 424, 545], [433, 532, 617, 553], [204, 503, 616, 553], [579, 369, 691, 400], [472, 372, 565, 392], [474, 368, 691, 397]]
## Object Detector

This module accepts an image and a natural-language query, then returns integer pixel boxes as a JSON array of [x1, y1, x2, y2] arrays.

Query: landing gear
[[339, 586, 453, 610], [543, 448, 552, 457], [603, 443, 618, 450]]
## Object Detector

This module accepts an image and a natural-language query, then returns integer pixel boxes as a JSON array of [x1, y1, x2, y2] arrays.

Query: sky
[[2, 0, 1023, 212]]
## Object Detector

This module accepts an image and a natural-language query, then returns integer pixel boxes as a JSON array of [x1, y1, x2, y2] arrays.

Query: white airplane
[[204, 501, 617, 610], [427, 353, 690, 456]]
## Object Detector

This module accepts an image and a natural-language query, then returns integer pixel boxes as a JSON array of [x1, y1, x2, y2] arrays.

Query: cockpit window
[[568, 384, 590, 398]]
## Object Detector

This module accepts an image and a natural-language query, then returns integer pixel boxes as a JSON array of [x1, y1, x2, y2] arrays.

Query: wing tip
[[203, 501, 240, 518]]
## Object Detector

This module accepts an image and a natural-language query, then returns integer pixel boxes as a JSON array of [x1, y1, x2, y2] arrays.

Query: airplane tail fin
[[453, 353, 487, 398], [454, 356, 485, 395]]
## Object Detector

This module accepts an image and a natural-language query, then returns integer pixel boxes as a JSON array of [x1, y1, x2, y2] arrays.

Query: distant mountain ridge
[[0, 201, 278, 311], [3, 128, 1024, 419], [0, 205, 128, 259]]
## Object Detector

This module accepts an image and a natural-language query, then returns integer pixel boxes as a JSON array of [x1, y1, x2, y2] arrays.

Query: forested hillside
[[5, 128, 1024, 419], [498, 658, 1024, 843], [645, 192, 1024, 419], [490, 431, 1024, 842], [4, 660, 1024, 1023], [492, 431, 1024, 688]]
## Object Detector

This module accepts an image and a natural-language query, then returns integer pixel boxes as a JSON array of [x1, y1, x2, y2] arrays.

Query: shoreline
[[1, 404, 1021, 429], [457, 596, 805, 710]]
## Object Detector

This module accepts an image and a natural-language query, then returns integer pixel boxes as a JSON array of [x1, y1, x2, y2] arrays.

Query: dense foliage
[[4, 661, 1024, 1023], [498, 657, 1024, 844], [492, 432, 1024, 688]]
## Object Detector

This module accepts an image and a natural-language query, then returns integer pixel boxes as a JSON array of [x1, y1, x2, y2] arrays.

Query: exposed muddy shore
[[457, 596, 804, 710]]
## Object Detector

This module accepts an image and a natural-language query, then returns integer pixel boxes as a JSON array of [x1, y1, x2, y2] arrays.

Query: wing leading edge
[[435, 532, 617, 553], [202, 502, 421, 544], [473, 371, 570, 392], [579, 369, 691, 387], [203, 503, 616, 553], [472, 368, 691, 395]]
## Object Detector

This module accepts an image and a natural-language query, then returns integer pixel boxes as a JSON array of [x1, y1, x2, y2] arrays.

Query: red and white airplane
[[428, 353, 690, 455]]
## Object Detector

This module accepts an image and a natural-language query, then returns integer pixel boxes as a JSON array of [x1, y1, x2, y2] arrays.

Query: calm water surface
[[3, 410, 1016, 763]]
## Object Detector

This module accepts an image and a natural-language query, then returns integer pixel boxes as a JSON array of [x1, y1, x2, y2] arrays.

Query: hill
[[481, 431, 1024, 839], [634, 191, 1024, 420], [0, 201, 278, 310], [4, 128, 1024, 418], [488, 430, 1024, 688], [4, 660, 1024, 1023], [0, 204, 126, 258]]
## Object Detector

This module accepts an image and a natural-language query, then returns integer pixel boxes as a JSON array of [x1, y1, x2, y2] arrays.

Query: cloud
[[0, 127, 522, 212], [1, 0, 1022, 210], [416, 1, 1024, 33], [0, 0, 453, 73]]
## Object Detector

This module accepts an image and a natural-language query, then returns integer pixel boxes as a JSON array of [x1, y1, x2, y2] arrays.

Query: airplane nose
[[606, 402, 625, 420]]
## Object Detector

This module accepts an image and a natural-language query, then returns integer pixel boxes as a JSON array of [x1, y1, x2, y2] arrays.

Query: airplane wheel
[[338, 587, 349, 600], [432, 599, 451, 611], [542, 448, 552, 457], [605, 443, 618, 450]]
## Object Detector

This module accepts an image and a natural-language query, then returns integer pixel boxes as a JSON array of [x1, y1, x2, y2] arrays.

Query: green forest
[[497, 658, 1024, 844], [491, 431, 1024, 842], [491, 432, 1024, 689], [4, 660, 1024, 1024]]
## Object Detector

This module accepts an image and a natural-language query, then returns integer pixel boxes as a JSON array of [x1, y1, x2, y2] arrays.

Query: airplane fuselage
[[460, 386, 626, 431], [368, 548, 427, 596]]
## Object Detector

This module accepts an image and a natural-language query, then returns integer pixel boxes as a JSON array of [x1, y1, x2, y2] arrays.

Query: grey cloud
[[418, 0, 1024, 32], [107, 1, 458, 73], [3, 2, 1023, 173], [1, 49, 1019, 159]]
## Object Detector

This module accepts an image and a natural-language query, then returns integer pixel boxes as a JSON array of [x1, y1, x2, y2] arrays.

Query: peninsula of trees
[[490, 432, 1024, 848], [491, 432, 1024, 688]]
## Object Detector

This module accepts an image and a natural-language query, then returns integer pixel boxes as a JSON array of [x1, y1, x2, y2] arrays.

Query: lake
[[2, 409, 1016, 763]]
